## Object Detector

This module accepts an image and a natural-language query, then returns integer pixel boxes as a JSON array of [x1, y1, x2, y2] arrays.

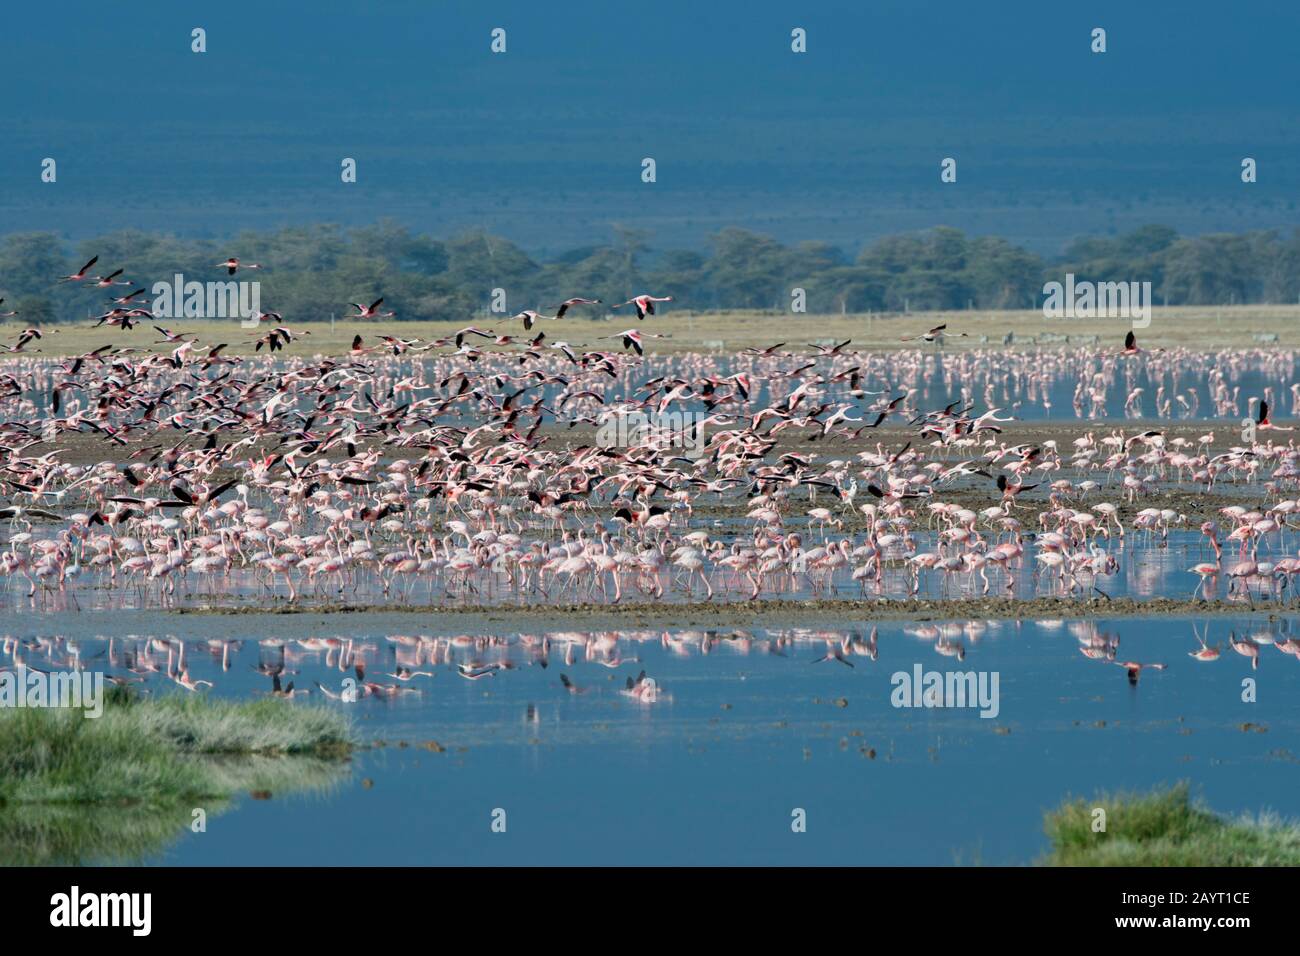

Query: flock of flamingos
[[0, 255, 1296, 635]]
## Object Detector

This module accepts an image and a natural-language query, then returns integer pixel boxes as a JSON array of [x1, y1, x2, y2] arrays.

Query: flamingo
[[1187, 562, 1219, 596], [1254, 398, 1293, 432], [900, 323, 966, 344], [552, 297, 601, 318], [216, 257, 262, 275], [348, 297, 395, 319], [601, 329, 670, 356], [612, 294, 672, 320], [89, 268, 131, 288], [58, 255, 99, 282]]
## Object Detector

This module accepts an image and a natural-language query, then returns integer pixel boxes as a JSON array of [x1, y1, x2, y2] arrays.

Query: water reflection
[[6, 615, 1297, 865], [5, 616, 1294, 728]]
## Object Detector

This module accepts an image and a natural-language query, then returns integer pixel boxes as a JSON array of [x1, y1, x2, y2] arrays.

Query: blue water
[[6, 612, 1296, 865]]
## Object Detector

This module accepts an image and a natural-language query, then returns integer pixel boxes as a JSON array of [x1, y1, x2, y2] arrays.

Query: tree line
[[1, 221, 1297, 325]]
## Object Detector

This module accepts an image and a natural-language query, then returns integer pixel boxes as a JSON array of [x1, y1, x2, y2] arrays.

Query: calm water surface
[[5, 610, 1296, 866]]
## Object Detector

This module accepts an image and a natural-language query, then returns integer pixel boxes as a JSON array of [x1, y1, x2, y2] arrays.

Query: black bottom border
[[2, 865, 1281, 941]]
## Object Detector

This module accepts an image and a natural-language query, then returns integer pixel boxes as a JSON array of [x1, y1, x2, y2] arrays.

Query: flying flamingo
[[612, 294, 672, 320], [1253, 399, 1293, 432], [511, 310, 548, 331], [216, 257, 262, 275], [601, 329, 670, 356], [349, 298, 395, 319], [89, 268, 132, 288], [552, 297, 601, 318], [58, 255, 99, 282], [110, 288, 149, 306], [1119, 330, 1163, 355], [901, 323, 967, 344]]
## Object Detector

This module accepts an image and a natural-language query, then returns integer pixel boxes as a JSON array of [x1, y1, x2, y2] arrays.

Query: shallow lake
[[4, 610, 1296, 865]]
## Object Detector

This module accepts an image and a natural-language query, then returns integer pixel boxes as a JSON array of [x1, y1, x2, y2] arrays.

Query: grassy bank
[[0, 687, 352, 806], [1042, 783, 1300, 866], [0, 688, 353, 863]]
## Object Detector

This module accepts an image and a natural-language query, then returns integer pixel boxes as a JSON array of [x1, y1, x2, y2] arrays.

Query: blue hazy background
[[2, 0, 1297, 254]]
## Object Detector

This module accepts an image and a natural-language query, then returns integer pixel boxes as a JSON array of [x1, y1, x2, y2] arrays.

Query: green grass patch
[[0, 688, 353, 864], [1043, 782, 1300, 866], [7, 304, 1297, 357]]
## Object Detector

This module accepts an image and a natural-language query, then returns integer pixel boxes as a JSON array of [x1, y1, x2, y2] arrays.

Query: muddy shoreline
[[170, 594, 1300, 627]]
